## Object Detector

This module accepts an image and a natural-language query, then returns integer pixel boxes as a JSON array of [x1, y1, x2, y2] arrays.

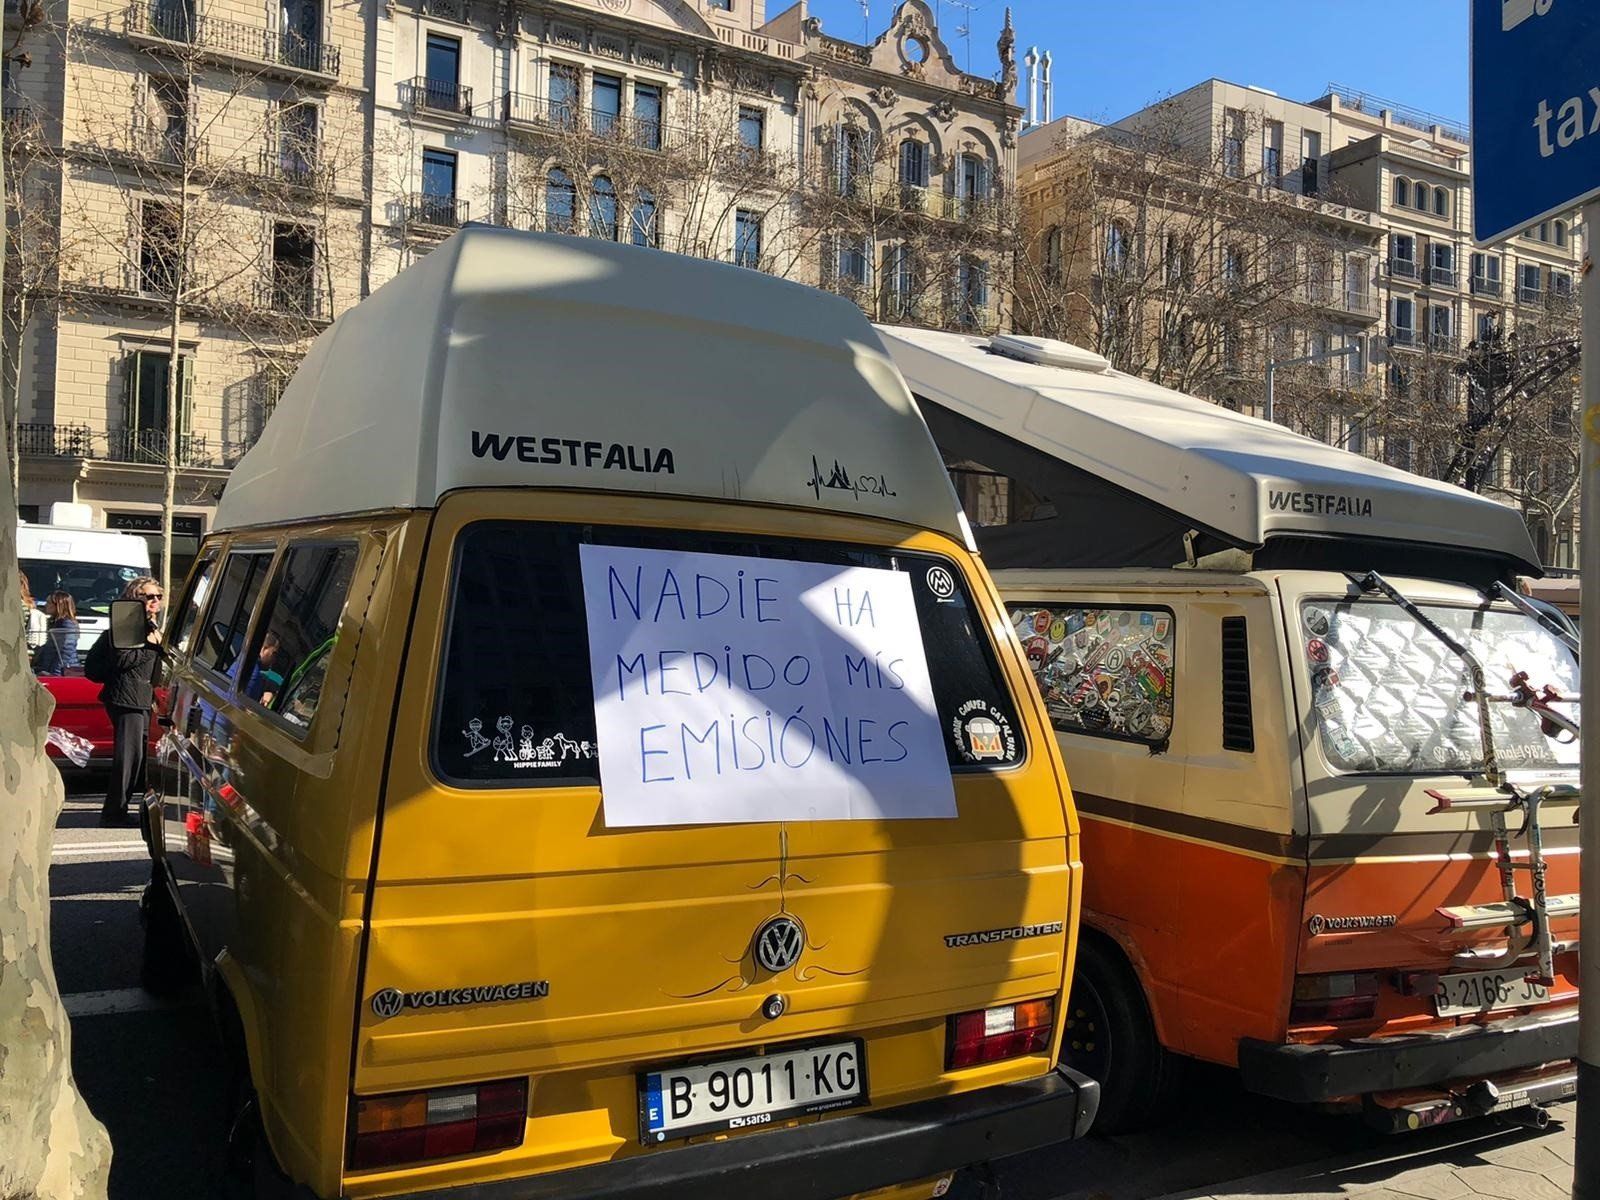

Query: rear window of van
[[432, 521, 1024, 787]]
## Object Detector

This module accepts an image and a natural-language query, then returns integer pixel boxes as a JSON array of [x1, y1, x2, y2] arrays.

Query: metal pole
[[1577, 197, 1600, 1200], [1265, 361, 1275, 424]]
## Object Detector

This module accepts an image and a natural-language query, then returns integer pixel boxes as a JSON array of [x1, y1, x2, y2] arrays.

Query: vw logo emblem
[[926, 566, 956, 599], [1306, 914, 1326, 937], [753, 915, 805, 973], [370, 988, 405, 1019]]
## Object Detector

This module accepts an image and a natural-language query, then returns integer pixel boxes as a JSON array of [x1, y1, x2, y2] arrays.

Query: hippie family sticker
[[463, 715, 596, 769]]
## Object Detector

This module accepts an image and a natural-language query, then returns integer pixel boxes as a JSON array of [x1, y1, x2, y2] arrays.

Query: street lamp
[[1264, 344, 1360, 424]]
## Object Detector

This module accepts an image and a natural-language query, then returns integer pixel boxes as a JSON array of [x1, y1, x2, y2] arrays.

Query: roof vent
[[987, 334, 1111, 373]]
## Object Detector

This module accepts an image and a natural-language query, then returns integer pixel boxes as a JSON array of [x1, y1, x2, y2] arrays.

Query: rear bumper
[[328, 1067, 1098, 1200], [1238, 1008, 1579, 1103]]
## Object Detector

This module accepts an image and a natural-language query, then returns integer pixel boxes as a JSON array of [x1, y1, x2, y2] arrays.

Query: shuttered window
[[1221, 615, 1254, 753]]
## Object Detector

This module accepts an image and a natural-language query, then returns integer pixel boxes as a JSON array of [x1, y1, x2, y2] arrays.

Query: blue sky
[[800, 0, 1469, 128]]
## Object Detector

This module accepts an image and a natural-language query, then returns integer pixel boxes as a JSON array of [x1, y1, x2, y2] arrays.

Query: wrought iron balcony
[[124, 2, 340, 79], [1390, 327, 1417, 347], [106, 428, 211, 467], [17, 423, 93, 458], [1428, 331, 1457, 352], [1428, 265, 1457, 288], [499, 93, 692, 152], [403, 76, 472, 117], [405, 191, 467, 229], [254, 274, 330, 321], [1518, 285, 1543, 305], [127, 123, 205, 168], [2, 104, 41, 147], [1387, 256, 1418, 279], [257, 145, 331, 190], [1471, 274, 1502, 296]]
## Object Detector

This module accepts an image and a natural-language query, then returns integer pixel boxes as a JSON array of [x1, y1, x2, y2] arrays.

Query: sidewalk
[[1154, 1102, 1576, 1200]]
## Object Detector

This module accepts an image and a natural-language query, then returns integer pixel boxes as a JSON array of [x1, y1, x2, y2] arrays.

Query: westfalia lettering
[[1267, 490, 1373, 518], [402, 981, 549, 1009], [471, 430, 675, 474], [944, 921, 1064, 948]]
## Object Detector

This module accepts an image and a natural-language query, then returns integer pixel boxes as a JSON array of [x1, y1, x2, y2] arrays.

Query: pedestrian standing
[[19, 571, 47, 651], [85, 575, 164, 827], [31, 591, 81, 675]]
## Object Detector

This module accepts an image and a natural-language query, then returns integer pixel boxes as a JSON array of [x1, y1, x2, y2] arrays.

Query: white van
[[18, 505, 151, 651], [881, 326, 1581, 1134]]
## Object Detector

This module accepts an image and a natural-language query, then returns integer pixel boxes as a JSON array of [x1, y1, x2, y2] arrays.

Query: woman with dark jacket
[[89, 575, 165, 827], [31, 590, 81, 675]]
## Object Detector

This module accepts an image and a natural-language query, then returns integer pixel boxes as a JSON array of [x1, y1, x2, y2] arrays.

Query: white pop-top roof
[[214, 228, 965, 538], [876, 325, 1539, 572]]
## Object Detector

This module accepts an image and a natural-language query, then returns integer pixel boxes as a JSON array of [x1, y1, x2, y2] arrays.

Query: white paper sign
[[579, 544, 957, 827]]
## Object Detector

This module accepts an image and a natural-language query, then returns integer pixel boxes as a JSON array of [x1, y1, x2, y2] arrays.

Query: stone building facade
[[5, 0, 1018, 578]]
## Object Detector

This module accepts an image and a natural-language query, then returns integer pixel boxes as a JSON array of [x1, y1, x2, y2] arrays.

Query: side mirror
[[109, 599, 151, 650]]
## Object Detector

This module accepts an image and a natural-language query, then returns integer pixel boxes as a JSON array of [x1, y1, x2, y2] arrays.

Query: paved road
[[46, 775, 1573, 1200]]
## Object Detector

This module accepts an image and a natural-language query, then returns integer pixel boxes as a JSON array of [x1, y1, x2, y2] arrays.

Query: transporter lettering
[[943, 922, 1065, 949]]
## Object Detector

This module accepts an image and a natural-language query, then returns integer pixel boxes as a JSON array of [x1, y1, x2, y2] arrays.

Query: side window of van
[[1009, 603, 1175, 746], [433, 521, 1025, 786], [241, 542, 360, 731], [198, 549, 276, 679], [169, 554, 217, 658]]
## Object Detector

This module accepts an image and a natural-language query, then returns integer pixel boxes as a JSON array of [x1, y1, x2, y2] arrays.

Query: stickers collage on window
[[1010, 606, 1175, 743]]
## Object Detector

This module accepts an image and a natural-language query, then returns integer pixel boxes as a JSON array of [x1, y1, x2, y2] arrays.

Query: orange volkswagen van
[[138, 230, 1095, 1200]]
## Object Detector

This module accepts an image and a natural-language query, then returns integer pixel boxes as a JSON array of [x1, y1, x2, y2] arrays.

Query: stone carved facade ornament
[[868, 85, 897, 108], [931, 97, 956, 123], [551, 22, 582, 48], [998, 7, 1017, 96], [900, 58, 925, 80], [1001, 114, 1018, 147], [637, 42, 666, 68], [596, 33, 626, 59], [898, 8, 930, 40], [598, 0, 630, 10], [714, 58, 774, 95]]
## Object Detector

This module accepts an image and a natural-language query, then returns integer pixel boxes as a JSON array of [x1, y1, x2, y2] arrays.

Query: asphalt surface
[[45, 773, 1573, 1200]]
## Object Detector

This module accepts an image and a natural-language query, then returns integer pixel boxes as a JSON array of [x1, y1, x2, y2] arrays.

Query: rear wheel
[[139, 863, 193, 995], [1061, 936, 1183, 1134]]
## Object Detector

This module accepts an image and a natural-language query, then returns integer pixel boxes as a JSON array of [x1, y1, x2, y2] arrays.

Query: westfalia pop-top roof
[[876, 325, 1540, 576], [213, 228, 966, 539]]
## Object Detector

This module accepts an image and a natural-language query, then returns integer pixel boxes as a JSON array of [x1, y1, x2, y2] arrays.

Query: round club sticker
[[951, 699, 1018, 765], [1307, 638, 1330, 664], [926, 566, 956, 600]]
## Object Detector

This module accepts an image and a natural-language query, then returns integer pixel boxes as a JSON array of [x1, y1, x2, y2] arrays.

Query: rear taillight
[[350, 1078, 526, 1170], [1290, 973, 1380, 1024], [946, 997, 1055, 1069]]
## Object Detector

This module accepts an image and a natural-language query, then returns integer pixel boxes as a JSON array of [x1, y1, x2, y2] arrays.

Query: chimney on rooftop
[[1041, 50, 1053, 124], [1024, 46, 1039, 129]]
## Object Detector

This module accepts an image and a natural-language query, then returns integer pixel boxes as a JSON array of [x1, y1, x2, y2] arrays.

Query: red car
[[39, 668, 163, 768]]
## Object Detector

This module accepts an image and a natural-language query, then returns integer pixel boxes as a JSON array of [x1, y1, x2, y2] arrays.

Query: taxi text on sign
[[578, 544, 958, 827], [1471, 0, 1600, 245]]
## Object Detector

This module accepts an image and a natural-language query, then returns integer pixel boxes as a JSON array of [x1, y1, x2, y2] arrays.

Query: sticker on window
[[1010, 603, 1176, 745]]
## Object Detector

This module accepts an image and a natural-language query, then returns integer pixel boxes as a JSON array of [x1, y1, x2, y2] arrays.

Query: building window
[[1539, 221, 1550, 242], [1429, 304, 1452, 346], [900, 138, 928, 188], [1223, 244, 1245, 287], [277, 100, 318, 179], [1433, 186, 1448, 217], [734, 208, 761, 269], [1554, 219, 1568, 247], [834, 124, 869, 195], [1430, 242, 1454, 285], [1222, 107, 1244, 178], [633, 82, 662, 150], [630, 188, 657, 247], [1520, 262, 1543, 301], [884, 243, 917, 315], [1392, 176, 1409, 208], [548, 62, 579, 127], [837, 234, 870, 285], [1044, 225, 1063, 282], [1105, 221, 1130, 274], [959, 153, 991, 201], [591, 73, 621, 136], [423, 32, 461, 110], [147, 75, 189, 162], [419, 146, 457, 224], [1478, 311, 1499, 343], [1472, 252, 1502, 294], [707, 0, 732, 9], [955, 257, 987, 328], [280, 0, 322, 67], [1386, 436, 1414, 472], [139, 200, 181, 294], [545, 167, 576, 233], [588, 174, 618, 240], [270, 222, 315, 314], [1390, 232, 1416, 277], [1300, 129, 1320, 194], [1553, 271, 1573, 298], [737, 105, 765, 154], [1391, 297, 1415, 343], [122, 349, 192, 462], [1262, 120, 1282, 185]]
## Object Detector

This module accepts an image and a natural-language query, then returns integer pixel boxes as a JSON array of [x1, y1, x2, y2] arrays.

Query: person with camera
[[84, 575, 165, 827]]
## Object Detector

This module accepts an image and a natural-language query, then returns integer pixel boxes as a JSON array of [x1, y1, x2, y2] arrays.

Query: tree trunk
[[161, 292, 181, 598], [0, 252, 114, 1200]]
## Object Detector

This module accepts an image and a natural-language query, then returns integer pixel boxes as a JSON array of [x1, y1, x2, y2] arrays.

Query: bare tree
[[1012, 103, 1381, 402]]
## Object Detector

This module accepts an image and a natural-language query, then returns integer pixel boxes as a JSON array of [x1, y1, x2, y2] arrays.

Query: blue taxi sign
[[1471, 0, 1600, 244]]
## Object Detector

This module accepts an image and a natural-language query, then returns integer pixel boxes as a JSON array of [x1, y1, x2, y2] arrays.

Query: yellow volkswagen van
[[139, 229, 1094, 1199]]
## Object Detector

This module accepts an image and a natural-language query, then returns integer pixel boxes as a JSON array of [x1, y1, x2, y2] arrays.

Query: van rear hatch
[[351, 493, 1075, 1191], [1280, 575, 1579, 1055]]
